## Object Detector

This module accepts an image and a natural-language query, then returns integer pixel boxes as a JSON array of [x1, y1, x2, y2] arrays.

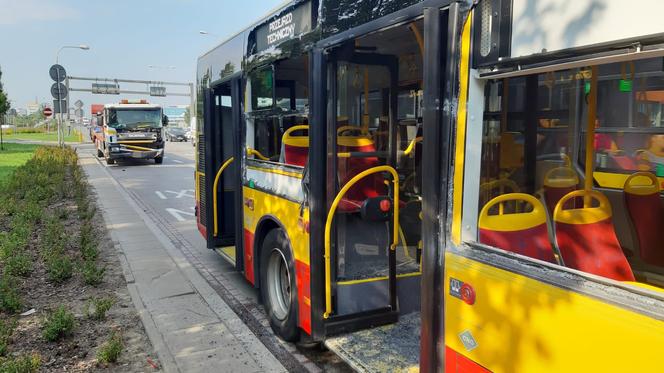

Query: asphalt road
[[100, 141, 258, 299], [90, 140, 350, 372]]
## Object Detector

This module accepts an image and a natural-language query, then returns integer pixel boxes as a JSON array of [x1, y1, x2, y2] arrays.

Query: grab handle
[[323, 165, 399, 319]]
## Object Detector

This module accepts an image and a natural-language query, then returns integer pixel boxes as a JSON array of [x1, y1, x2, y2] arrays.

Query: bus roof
[[196, 0, 436, 87]]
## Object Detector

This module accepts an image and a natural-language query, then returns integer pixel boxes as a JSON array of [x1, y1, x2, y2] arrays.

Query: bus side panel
[[242, 183, 312, 334], [444, 251, 664, 372]]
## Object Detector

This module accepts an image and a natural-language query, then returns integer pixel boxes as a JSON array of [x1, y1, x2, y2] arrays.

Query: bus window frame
[[457, 53, 664, 315]]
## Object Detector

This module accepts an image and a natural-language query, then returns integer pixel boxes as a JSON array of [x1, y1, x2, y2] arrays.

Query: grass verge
[[0, 143, 37, 183]]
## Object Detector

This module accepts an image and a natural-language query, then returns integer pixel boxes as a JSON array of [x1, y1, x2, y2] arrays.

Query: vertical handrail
[[323, 165, 400, 319], [213, 157, 234, 237]]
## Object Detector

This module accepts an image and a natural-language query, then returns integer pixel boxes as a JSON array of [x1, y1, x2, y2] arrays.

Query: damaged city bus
[[195, 0, 664, 371]]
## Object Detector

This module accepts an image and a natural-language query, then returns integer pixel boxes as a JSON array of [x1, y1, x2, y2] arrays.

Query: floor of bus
[[324, 312, 420, 373]]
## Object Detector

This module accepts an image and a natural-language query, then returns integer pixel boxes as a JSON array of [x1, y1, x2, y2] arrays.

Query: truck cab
[[94, 99, 167, 164]]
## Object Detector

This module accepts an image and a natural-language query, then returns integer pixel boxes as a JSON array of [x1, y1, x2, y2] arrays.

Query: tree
[[183, 106, 191, 126], [0, 66, 10, 150]]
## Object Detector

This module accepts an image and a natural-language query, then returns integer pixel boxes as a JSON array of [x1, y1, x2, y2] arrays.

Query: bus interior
[[473, 56, 664, 290]]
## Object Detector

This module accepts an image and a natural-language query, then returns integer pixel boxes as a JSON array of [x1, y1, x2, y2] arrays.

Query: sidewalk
[[78, 147, 286, 373]]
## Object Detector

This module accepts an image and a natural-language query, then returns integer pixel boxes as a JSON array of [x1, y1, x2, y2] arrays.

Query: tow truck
[[93, 100, 168, 165]]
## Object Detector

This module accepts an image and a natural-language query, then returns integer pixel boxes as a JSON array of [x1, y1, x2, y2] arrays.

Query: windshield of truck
[[107, 109, 162, 130]]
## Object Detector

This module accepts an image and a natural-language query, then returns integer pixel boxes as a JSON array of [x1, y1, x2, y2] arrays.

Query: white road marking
[[172, 159, 183, 164], [164, 189, 194, 199], [165, 207, 195, 222], [155, 191, 167, 200]]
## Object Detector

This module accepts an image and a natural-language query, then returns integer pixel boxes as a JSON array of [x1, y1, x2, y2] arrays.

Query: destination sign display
[[255, 1, 312, 52]]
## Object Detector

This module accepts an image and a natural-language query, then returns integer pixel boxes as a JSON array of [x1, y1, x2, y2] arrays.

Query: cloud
[[0, 0, 79, 25]]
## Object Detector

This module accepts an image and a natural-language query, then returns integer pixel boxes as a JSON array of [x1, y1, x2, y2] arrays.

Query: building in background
[[163, 105, 188, 127], [26, 101, 40, 115]]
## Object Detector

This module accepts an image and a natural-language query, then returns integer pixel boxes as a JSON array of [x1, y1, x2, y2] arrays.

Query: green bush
[[0, 276, 21, 313], [0, 319, 16, 357], [46, 255, 73, 283], [4, 254, 32, 277], [85, 297, 113, 321], [96, 331, 123, 365], [0, 353, 41, 373], [42, 306, 75, 342], [81, 261, 104, 286]]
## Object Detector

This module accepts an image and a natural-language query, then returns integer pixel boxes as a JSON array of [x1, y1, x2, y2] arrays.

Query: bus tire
[[154, 156, 163, 164], [260, 228, 299, 342]]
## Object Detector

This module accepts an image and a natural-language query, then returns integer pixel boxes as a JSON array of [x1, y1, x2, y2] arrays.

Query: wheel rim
[[266, 248, 291, 321]]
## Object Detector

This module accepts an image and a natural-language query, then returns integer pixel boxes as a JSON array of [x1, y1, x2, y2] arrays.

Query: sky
[[0, 0, 286, 114]]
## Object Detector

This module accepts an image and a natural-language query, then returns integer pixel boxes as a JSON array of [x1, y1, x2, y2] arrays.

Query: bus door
[[203, 79, 243, 267], [324, 20, 425, 331]]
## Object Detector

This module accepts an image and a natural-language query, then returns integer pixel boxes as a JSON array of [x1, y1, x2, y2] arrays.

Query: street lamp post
[[54, 45, 90, 146], [199, 30, 219, 37]]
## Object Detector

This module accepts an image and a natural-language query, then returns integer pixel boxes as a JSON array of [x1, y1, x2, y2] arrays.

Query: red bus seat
[[624, 172, 664, 267], [478, 193, 557, 263], [543, 167, 579, 215], [554, 190, 635, 281], [282, 125, 309, 167], [337, 135, 386, 212]]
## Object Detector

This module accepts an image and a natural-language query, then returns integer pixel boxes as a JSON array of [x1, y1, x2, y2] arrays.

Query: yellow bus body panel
[[445, 251, 664, 372], [242, 186, 309, 265]]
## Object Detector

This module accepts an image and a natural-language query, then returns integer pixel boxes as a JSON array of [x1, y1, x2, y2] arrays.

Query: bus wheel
[[154, 156, 163, 164], [260, 228, 299, 342]]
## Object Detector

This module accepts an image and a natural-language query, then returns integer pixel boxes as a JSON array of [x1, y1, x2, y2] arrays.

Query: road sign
[[150, 86, 166, 97], [74, 99, 83, 108], [53, 100, 67, 114], [92, 83, 120, 95], [51, 82, 68, 99], [49, 64, 66, 82], [43, 107, 53, 117], [74, 109, 83, 117]]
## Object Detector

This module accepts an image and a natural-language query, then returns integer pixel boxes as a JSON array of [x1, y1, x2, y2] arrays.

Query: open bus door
[[200, 78, 244, 268], [321, 5, 453, 371]]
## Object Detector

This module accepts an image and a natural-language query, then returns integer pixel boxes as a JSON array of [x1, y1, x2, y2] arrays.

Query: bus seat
[[337, 135, 386, 212], [624, 172, 664, 266], [609, 150, 636, 170], [543, 167, 579, 214], [478, 193, 557, 263], [553, 190, 635, 281], [282, 125, 309, 167]]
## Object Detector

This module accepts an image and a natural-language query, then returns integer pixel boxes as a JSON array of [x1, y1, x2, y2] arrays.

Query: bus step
[[215, 246, 236, 266], [324, 311, 421, 373], [324, 307, 398, 336]]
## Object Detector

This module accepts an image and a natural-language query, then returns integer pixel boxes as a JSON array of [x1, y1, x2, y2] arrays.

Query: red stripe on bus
[[243, 229, 255, 285], [445, 346, 491, 373], [196, 201, 207, 238], [295, 260, 311, 335]]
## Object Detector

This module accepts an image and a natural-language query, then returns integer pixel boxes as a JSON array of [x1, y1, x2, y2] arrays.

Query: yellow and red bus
[[196, 0, 664, 371]]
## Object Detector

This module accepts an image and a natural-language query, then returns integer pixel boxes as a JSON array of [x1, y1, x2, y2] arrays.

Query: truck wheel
[[154, 156, 163, 164], [106, 157, 115, 165], [260, 229, 299, 342]]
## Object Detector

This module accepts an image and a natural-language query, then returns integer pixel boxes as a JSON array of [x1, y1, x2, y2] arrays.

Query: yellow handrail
[[247, 147, 270, 161], [403, 136, 423, 156], [323, 165, 400, 319], [213, 157, 235, 237]]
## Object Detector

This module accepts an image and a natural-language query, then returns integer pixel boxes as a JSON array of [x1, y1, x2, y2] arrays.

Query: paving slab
[[78, 147, 286, 373]]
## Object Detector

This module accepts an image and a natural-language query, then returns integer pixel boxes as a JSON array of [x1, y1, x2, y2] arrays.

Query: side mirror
[[162, 115, 169, 126]]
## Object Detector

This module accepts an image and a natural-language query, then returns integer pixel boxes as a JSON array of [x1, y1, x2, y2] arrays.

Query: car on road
[[166, 127, 187, 142]]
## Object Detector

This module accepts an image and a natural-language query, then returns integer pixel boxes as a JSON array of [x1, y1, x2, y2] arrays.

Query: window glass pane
[[476, 58, 664, 286], [250, 68, 274, 110]]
